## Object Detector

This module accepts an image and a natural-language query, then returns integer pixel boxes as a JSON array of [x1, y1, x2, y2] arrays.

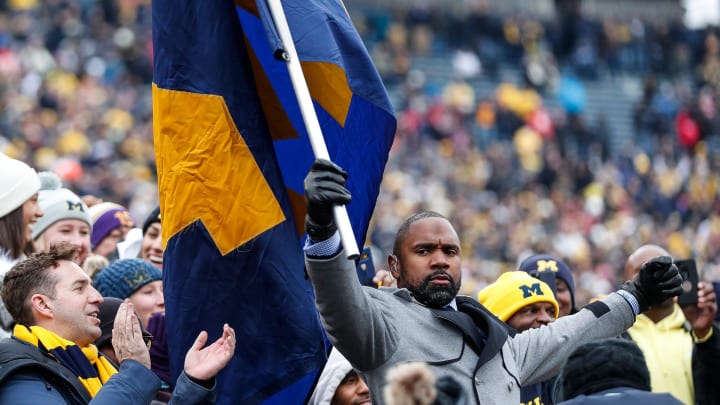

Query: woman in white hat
[[0, 154, 43, 262], [0, 153, 43, 337]]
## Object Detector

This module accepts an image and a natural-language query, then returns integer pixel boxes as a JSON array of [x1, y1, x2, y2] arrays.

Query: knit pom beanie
[[0, 153, 40, 218], [93, 258, 161, 299], [31, 172, 90, 240], [519, 254, 576, 311], [477, 271, 558, 322], [89, 202, 135, 248]]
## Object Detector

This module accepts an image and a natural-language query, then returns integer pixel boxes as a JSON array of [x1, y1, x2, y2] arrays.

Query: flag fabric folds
[[236, 0, 396, 245], [152, 0, 396, 404]]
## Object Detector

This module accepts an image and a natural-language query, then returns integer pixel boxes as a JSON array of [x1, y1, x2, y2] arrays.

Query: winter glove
[[303, 159, 351, 241], [620, 255, 683, 313]]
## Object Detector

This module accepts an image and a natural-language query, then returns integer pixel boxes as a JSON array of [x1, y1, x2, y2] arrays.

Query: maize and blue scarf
[[13, 324, 117, 397]]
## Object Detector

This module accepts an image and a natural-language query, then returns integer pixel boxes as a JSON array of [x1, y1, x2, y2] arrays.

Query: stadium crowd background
[[1, 0, 720, 305]]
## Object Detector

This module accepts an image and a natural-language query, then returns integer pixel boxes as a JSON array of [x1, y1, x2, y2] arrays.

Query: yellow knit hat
[[477, 271, 559, 322]]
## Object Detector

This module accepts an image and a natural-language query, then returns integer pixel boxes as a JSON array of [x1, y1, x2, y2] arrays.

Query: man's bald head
[[624, 244, 671, 281]]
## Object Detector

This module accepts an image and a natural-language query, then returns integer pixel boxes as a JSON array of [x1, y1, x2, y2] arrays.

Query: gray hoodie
[[309, 349, 355, 405]]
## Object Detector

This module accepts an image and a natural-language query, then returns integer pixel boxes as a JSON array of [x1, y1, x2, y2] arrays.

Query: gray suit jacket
[[306, 250, 636, 405]]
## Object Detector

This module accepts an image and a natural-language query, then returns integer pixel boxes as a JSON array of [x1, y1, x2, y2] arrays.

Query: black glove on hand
[[303, 159, 351, 241], [620, 256, 683, 313]]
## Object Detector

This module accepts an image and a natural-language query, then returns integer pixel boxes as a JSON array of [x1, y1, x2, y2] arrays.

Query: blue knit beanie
[[93, 258, 162, 299]]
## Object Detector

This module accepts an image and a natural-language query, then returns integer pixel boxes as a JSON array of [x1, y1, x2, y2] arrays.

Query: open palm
[[184, 323, 236, 380]]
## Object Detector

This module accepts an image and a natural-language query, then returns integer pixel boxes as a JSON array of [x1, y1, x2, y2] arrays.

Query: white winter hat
[[31, 172, 90, 240], [0, 153, 41, 218]]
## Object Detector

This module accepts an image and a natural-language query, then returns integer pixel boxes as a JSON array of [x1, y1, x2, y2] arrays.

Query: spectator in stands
[[140, 206, 163, 270], [0, 154, 43, 338], [557, 339, 682, 404], [623, 244, 720, 404], [0, 154, 42, 264], [89, 202, 135, 261], [115, 206, 162, 267], [94, 297, 172, 403], [31, 172, 91, 266], [94, 297, 153, 366], [0, 243, 235, 404], [309, 348, 371, 405], [92, 258, 163, 327], [477, 271, 559, 405], [519, 253, 577, 316]]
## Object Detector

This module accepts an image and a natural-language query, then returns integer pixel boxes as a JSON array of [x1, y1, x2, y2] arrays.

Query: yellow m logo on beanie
[[536, 260, 559, 272]]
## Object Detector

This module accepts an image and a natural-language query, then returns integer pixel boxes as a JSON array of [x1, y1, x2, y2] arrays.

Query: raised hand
[[184, 323, 236, 381], [112, 300, 151, 369], [373, 269, 397, 288], [303, 159, 351, 241], [620, 256, 683, 313], [681, 282, 718, 339]]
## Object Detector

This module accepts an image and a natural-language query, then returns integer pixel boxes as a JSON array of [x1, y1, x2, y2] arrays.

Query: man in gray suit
[[303, 159, 683, 405]]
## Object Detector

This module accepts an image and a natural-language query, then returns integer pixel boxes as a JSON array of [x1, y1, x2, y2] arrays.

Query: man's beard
[[407, 270, 461, 308]]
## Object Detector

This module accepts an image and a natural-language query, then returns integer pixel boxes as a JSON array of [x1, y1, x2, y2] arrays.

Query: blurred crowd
[[0, 0, 156, 223], [1, 0, 720, 306], [351, 2, 720, 304]]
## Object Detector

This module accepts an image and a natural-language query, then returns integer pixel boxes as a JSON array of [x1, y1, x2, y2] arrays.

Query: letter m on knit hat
[[536, 260, 559, 272], [66, 201, 85, 212], [518, 283, 544, 298]]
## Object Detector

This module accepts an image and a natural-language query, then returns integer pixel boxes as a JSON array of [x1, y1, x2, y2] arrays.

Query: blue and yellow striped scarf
[[13, 324, 118, 397]]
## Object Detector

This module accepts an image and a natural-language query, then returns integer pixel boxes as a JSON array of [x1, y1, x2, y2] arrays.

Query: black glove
[[303, 159, 351, 241], [620, 256, 683, 313]]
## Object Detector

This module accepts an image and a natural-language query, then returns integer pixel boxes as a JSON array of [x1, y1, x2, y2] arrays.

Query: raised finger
[[703, 284, 716, 303], [130, 311, 141, 338], [124, 302, 134, 336], [114, 300, 129, 333], [224, 324, 235, 340]]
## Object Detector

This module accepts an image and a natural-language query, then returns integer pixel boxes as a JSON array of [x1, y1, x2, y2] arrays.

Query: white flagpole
[[265, 0, 360, 260]]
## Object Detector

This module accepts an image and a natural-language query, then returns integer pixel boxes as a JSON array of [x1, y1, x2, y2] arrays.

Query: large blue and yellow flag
[[152, 0, 396, 403]]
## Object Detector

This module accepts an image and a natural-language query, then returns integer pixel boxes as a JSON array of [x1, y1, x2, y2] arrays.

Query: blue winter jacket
[[0, 337, 216, 404]]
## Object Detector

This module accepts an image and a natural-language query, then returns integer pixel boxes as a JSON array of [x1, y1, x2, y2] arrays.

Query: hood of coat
[[308, 348, 355, 405]]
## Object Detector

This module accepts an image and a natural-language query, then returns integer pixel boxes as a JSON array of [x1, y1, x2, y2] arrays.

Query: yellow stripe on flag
[[302, 61, 353, 127], [153, 84, 286, 255]]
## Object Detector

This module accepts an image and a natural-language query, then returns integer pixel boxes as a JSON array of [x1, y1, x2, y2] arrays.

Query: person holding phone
[[623, 244, 720, 405]]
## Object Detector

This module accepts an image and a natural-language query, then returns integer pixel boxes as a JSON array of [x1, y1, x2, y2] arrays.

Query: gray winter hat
[[31, 172, 90, 240]]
